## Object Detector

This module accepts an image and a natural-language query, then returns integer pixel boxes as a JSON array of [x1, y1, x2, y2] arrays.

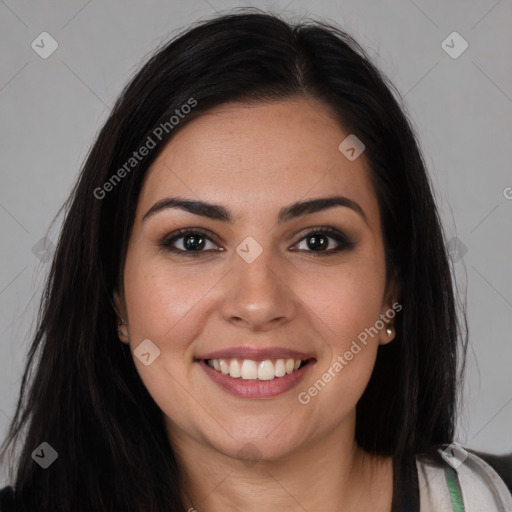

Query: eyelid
[[162, 227, 222, 244], [292, 225, 351, 241]]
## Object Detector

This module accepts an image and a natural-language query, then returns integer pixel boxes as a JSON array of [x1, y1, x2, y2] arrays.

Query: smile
[[206, 357, 309, 381], [197, 347, 316, 399]]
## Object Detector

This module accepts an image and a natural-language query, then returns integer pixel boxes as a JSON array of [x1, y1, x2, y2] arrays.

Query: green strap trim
[[444, 466, 465, 512]]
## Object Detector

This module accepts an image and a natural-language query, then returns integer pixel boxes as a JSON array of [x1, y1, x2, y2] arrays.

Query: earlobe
[[379, 324, 395, 345], [117, 322, 130, 344], [379, 273, 400, 345]]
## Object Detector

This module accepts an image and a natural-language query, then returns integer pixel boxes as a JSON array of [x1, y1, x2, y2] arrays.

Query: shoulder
[[416, 446, 512, 511], [0, 486, 16, 512]]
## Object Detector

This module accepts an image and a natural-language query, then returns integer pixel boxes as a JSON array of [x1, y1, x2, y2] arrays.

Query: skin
[[115, 97, 398, 511]]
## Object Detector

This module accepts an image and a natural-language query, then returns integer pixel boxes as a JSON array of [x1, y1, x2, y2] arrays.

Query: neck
[[170, 422, 393, 512]]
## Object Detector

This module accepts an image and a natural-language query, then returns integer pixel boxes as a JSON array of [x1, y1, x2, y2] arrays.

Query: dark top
[[0, 451, 510, 511]]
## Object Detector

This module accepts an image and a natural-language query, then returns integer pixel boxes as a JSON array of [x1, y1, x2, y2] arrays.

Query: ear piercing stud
[[386, 327, 393, 336], [117, 320, 128, 338]]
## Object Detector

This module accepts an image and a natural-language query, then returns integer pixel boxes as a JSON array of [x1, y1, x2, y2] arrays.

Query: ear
[[378, 273, 401, 346], [113, 290, 130, 344]]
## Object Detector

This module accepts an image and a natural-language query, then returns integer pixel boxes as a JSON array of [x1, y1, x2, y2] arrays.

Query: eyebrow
[[142, 195, 368, 226]]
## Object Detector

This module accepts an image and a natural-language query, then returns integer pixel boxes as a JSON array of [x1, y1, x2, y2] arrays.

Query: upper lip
[[196, 346, 315, 361]]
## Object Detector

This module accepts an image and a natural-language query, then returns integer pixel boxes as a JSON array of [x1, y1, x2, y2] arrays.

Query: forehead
[[136, 98, 380, 228]]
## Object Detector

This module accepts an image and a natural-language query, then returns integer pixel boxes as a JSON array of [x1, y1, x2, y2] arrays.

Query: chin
[[203, 420, 308, 464]]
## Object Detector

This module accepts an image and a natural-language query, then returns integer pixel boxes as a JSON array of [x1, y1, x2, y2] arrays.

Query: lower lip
[[199, 359, 315, 399]]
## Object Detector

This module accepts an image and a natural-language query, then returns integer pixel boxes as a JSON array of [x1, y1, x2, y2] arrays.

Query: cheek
[[296, 270, 384, 418], [121, 257, 212, 419], [296, 256, 386, 345], [293, 251, 387, 410], [123, 256, 214, 343]]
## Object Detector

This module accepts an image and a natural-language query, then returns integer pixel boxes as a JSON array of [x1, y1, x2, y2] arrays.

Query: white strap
[[417, 452, 512, 511], [417, 457, 455, 512]]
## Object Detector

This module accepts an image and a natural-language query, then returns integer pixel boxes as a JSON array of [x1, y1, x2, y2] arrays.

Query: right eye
[[159, 229, 223, 257]]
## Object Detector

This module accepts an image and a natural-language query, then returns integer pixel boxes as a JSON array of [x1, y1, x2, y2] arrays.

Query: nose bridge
[[220, 236, 295, 328], [236, 244, 276, 292]]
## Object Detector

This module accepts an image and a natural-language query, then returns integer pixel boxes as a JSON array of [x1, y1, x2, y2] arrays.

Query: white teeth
[[229, 359, 241, 378], [241, 359, 258, 380], [207, 357, 306, 380], [258, 360, 275, 381], [219, 359, 229, 375], [274, 359, 286, 377]]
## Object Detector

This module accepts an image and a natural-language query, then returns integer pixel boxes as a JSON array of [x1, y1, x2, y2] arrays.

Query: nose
[[219, 246, 298, 331]]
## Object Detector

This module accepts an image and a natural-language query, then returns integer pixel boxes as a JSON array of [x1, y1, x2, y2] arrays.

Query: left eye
[[159, 227, 354, 256], [292, 230, 352, 253]]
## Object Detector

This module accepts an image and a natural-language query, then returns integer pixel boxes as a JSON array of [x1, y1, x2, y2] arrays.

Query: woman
[[0, 10, 510, 512]]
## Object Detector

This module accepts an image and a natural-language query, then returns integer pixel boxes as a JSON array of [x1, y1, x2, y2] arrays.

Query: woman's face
[[117, 97, 396, 463]]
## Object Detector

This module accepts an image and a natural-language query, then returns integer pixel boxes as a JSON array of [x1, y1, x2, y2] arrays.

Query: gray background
[[1, 0, 511, 486]]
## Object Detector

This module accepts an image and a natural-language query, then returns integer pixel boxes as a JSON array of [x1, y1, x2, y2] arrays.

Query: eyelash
[[158, 226, 355, 258]]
